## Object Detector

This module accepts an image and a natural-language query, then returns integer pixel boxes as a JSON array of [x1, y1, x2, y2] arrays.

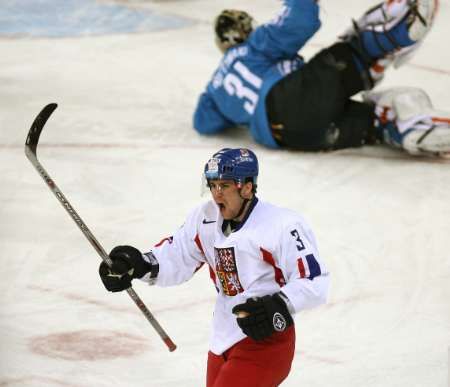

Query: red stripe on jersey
[[297, 258, 306, 278], [260, 247, 286, 287], [208, 264, 217, 284], [194, 234, 218, 289], [194, 234, 205, 255], [154, 236, 173, 247]]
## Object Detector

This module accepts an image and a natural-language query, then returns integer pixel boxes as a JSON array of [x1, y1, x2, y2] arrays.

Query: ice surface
[[0, 1, 449, 386], [0, 0, 192, 37]]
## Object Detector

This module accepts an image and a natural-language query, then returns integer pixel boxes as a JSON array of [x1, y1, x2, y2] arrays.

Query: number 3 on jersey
[[290, 229, 305, 251], [223, 61, 262, 114]]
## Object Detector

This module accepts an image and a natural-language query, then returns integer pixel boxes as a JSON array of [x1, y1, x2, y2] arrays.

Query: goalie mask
[[204, 148, 258, 191], [214, 9, 255, 53]]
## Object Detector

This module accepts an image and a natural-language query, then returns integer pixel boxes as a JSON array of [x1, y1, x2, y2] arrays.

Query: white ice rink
[[1, 0, 449, 386]]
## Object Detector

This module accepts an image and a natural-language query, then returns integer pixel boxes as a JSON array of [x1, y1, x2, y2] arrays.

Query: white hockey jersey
[[142, 198, 330, 355]]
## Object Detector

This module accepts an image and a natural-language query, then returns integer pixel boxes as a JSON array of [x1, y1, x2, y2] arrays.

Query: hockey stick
[[25, 103, 177, 352]]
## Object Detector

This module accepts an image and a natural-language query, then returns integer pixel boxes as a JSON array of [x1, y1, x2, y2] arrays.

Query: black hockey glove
[[232, 293, 294, 341], [99, 245, 153, 292]]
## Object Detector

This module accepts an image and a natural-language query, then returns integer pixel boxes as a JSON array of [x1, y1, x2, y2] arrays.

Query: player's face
[[209, 179, 251, 220]]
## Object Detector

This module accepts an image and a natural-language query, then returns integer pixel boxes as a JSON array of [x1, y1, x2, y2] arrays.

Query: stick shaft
[[25, 104, 176, 352]]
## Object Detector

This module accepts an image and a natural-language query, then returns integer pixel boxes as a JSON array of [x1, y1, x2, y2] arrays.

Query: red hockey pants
[[206, 326, 295, 387]]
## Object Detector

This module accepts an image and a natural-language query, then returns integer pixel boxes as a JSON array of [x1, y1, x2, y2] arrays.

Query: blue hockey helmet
[[204, 148, 258, 188]]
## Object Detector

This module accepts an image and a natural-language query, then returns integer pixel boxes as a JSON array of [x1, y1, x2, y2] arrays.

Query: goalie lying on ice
[[193, 0, 449, 157]]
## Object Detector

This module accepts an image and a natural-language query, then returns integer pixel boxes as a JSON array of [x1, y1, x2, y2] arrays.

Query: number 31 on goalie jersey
[[223, 61, 262, 114]]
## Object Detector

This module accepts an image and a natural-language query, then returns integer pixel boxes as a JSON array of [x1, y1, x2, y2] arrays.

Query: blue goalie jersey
[[193, 0, 321, 148]]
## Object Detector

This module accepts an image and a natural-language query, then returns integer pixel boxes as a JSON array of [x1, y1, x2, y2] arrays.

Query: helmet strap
[[234, 185, 251, 220], [235, 198, 249, 221]]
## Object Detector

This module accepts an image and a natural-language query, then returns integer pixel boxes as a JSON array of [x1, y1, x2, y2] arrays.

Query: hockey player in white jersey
[[99, 148, 329, 387], [192, 0, 450, 157]]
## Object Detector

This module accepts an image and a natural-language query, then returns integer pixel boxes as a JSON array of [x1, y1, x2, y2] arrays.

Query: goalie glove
[[99, 245, 157, 292], [232, 293, 294, 341]]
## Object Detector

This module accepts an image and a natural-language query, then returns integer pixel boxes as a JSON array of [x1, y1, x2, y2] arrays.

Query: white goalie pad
[[364, 87, 450, 157], [368, 87, 433, 120], [401, 120, 450, 156], [408, 0, 438, 41], [347, 0, 437, 39], [341, 0, 438, 69]]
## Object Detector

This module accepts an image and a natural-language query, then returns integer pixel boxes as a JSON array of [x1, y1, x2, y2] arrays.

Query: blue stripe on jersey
[[305, 254, 321, 279]]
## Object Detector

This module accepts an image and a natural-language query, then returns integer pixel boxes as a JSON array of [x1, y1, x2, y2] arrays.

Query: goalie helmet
[[204, 148, 258, 188], [214, 9, 254, 53]]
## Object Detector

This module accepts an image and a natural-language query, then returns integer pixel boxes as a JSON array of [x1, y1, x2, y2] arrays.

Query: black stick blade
[[25, 103, 58, 156]]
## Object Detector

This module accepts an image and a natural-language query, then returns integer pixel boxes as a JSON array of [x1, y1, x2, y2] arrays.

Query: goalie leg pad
[[402, 122, 450, 156], [343, 0, 438, 85], [365, 87, 450, 157], [346, 0, 437, 47]]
